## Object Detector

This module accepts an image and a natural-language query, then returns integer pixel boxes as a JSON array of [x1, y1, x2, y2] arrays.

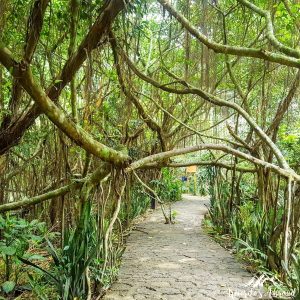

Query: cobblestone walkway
[[103, 195, 261, 300]]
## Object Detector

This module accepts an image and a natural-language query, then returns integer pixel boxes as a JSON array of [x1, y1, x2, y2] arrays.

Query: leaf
[[1, 281, 16, 294], [29, 219, 40, 226], [46, 238, 61, 266], [17, 256, 60, 285], [26, 254, 46, 261], [0, 245, 16, 256], [30, 234, 43, 242]]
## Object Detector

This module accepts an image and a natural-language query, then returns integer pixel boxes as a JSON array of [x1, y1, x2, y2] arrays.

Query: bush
[[0, 214, 52, 297], [151, 168, 182, 202]]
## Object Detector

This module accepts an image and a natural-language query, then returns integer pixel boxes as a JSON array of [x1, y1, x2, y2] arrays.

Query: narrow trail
[[104, 195, 260, 300]]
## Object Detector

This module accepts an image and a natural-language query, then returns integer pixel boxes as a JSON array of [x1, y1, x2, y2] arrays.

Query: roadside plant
[[20, 199, 125, 300], [119, 186, 150, 222], [151, 168, 182, 203], [284, 251, 300, 299], [20, 201, 97, 300], [0, 214, 48, 297]]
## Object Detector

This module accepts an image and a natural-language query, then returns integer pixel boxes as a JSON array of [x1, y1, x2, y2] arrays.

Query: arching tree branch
[[0, 47, 130, 166], [118, 46, 290, 169], [0, 0, 128, 155], [0, 164, 110, 213], [157, 0, 300, 68], [127, 143, 300, 181]]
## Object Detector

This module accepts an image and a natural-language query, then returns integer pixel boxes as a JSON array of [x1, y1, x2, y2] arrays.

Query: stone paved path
[[103, 195, 262, 300]]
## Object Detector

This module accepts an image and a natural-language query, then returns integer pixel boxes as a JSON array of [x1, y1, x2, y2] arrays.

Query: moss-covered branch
[[128, 143, 300, 181], [0, 47, 130, 166], [0, 164, 110, 213], [157, 0, 300, 68]]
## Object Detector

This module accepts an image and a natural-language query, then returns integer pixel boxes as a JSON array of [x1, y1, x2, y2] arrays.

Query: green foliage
[[279, 123, 300, 165], [171, 210, 178, 221], [206, 167, 232, 233], [151, 168, 182, 202], [1, 281, 15, 294], [204, 167, 299, 295], [205, 166, 283, 270], [196, 168, 210, 196], [20, 202, 97, 300], [119, 186, 150, 222], [230, 201, 278, 264], [274, 2, 300, 45], [20, 200, 125, 299], [285, 251, 300, 299], [0, 214, 49, 297]]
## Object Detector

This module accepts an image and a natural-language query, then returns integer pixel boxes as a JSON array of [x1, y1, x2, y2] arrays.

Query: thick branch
[[0, 0, 126, 154], [127, 143, 300, 181], [0, 183, 78, 213], [24, 0, 50, 62], [0, 164, 110, 213], [237, 0, 300, 59], [119, 48, 290, 169], [157, 0, 300, 68], [0, 47, 130, 166]]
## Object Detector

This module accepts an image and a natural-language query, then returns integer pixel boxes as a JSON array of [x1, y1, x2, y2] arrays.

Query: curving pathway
[[104, 194, 263, 300]]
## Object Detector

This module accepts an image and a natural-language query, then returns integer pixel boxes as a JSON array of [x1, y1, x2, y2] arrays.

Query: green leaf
[[1, 281, 16, 293], [0, 245, 16, 256], [17, 256, 60, 285], [26, 254, 46, 261]]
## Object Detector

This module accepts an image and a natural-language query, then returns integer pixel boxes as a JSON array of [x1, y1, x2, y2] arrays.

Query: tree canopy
[[1, 0, 300, 298]]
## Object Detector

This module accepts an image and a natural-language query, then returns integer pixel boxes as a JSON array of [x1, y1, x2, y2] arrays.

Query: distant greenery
[[119, 185, 151, 222], [151, 168, 182, 203]]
